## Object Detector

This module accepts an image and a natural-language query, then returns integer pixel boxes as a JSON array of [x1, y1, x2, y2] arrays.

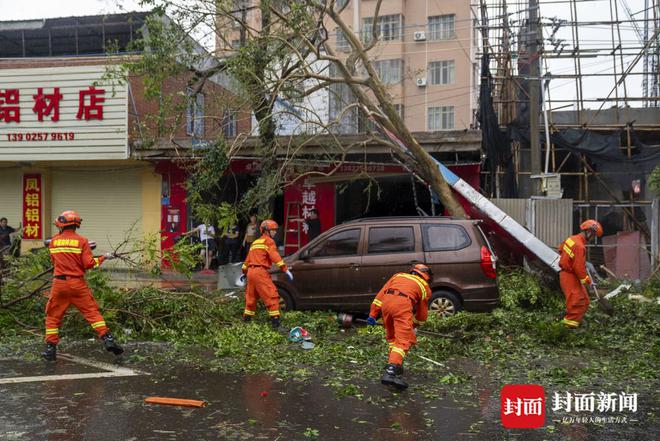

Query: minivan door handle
[[348, 263, 359, 271]]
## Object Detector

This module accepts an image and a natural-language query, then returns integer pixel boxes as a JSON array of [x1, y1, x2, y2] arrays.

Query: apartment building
[[219, 0, 478, 132]]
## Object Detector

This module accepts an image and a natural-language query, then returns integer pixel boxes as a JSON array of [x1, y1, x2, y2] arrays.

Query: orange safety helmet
[[411, 263, 433, 282], [260, 219, 279, 234], [54, 210, 82, 228], [580, 219, 603, 238]]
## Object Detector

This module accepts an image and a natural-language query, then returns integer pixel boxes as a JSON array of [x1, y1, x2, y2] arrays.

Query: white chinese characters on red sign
[[0, 86, 105, 125], [300, 179, 317, 235]]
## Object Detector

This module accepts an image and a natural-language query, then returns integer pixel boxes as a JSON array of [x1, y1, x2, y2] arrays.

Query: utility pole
[[529, 0, 541, 195]]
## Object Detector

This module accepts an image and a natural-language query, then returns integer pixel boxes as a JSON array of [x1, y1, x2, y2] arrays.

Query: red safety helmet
[[580, 219, 603, 238], [411, 263, 433, 282], [260, 219, 279, 233], [54, 210, 82, 228]]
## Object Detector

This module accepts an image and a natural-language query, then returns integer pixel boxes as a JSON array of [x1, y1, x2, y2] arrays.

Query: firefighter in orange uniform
[[240, 220, 292, 328], [42, 210, 124, 361], [367, 263, 433, 390], [558, 219, 603, 329]]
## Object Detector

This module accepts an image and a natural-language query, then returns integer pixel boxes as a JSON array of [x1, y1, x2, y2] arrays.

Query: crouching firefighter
[[367, 264, 433, 390], [42, 210, 124, 361], [240, 220, 293, 329], [558, 219, 603, 329]]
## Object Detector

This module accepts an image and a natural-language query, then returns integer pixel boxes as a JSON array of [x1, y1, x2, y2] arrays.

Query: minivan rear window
[[422, 224, 471, 251], [310, 228, 360, 257], [368, 226, 415, 254]]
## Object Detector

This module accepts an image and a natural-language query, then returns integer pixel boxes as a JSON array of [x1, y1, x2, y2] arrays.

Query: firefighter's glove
[[285, 270, 294, 281], [366, 316, 377, 326]]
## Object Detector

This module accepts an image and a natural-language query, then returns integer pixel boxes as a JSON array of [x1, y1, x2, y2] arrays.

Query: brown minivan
[[272, 216, 499, 317]]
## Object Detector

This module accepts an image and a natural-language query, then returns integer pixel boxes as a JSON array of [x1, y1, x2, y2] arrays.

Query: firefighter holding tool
[[240, 220, 292, 329], [42, 210, 124, 361], [367, 263, 433, 390], [558, 219, 603, 329]]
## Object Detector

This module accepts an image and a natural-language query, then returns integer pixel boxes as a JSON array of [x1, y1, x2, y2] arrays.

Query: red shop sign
[[22, 174, 43, 240]]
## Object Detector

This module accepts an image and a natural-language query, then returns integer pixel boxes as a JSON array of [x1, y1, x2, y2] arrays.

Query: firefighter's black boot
[[243, 315, 252, 322], [42, 343, 57, 361], [102, 332, 124, 356], [270, 316, 281, 329], [381, 363, 408, 390]]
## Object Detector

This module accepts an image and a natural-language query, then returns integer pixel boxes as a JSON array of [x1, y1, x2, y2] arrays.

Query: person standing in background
[[242, 213, 258, 260], [305, 208, 321, 241], [223, 223, 241, 263], [196, 222, 216, 271], [0, 217, 16, 249]]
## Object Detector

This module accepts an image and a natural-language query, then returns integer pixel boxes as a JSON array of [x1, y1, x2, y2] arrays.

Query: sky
[[0, 0, 149, 21], [0, 0, 652, 110]]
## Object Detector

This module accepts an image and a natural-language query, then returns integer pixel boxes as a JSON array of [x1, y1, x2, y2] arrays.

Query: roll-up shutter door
[[0, 168, 23, 229], [51, 168, 143, 254]]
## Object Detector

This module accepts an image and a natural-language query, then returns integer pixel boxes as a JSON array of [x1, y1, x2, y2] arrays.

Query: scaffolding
[[475, 0, 660, 277]]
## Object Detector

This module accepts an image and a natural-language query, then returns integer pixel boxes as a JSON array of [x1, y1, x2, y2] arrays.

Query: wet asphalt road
[[0, 342, 657, 441]]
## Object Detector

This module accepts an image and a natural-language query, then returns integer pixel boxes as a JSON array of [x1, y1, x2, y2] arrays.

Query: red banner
[[283, 178, 335, 255], [22, 174, 42, 240]]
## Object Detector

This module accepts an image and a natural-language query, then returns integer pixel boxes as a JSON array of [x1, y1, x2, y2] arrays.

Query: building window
[[335, 28, 350, 51], [186, 87, 204, 137], [393, 103, 404, 119], [373, 59, 403, 85], [362, 14, 403, 42], [232, 0, 250, 19], [428, 14, 455, 40], [335, 0, 348, 9], [222, 110, 237, 138], [429, 60, 455, 85], [329, 63, 358, 134], [231, 39, 241, 50], [428, 106, 454, 130]]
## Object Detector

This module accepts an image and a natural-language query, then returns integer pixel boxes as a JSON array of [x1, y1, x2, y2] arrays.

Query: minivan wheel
[[429, 291, 462, 318], [277, 288, 295, 312]]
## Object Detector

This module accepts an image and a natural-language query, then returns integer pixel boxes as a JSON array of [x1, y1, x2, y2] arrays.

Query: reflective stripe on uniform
[[372, 299, 382, 307], [243, 309, 256, 316], [275, 260, 285, 267], [91, 321, 106, 329], [250, 245, 269, 251], [413, 318, 425, 325], [93, 257, 101, 268], [396, 273, 429, 300], [391, 346, 406, 358], [561, 318, 580, 328], [580, 276, 590, 284], [45, 328, 59, 335], [50, 247, 82, 254], [252, 238, 266, 244], [563, 244, 575, 258], [268, 310, 280, 316]]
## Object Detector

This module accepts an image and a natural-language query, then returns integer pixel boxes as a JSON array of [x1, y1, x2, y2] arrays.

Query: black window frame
[[422, 223, 471, 252], [367, 226, 416, 255], [309, 228, 361, 258]]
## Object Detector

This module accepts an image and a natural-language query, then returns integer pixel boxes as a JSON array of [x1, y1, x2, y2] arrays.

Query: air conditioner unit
[[416, 77, 427, 87], [413, 31, 427, 41]]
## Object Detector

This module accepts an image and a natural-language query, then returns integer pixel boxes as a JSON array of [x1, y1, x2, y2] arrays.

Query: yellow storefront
[[0, 65, 161, 257]]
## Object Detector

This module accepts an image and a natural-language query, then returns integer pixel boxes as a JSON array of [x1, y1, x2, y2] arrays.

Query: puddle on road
[[0, 362, 490, 440]]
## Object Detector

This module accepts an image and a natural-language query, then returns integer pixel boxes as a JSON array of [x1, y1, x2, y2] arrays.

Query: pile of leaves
[[1, 260, 658, 399]]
